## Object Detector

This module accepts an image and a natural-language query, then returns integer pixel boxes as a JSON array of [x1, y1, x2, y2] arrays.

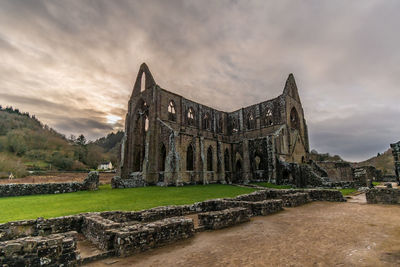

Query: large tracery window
[[290, 107, 300, 130], [187, 107, 195, 126], [168, 100, 176, 121]]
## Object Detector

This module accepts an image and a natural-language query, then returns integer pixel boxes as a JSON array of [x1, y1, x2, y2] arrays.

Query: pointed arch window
[[224, 149, 230, 172], [218, 117, 223, 133], [168, 100, 176, 121], [187, 144, 194, 171], [144, 115, 149, 132], [187, 107, 195, 126], [207, 146, 213, 171], [247, 113, 255, 130], [203, 113, 211, 130], [140, 72, 146, 92], [265, 109, 273, 126], [290, 107, 300, 130], [159, 144, 166, 171]]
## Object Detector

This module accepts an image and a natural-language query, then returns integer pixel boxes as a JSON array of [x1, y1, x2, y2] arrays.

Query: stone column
[[242, 139, 251, 184]]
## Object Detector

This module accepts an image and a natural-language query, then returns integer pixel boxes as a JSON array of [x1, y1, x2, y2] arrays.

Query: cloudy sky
[[0, 0, 399, 162]]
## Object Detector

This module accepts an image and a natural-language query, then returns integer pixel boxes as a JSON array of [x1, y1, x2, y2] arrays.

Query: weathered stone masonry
[[117, 63, 310, 187], [0, 172, 99, 198], [0, 188, 344, 265], [390, 141, 400, 183]]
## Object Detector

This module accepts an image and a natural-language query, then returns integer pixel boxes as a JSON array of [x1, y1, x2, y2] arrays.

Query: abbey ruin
[[116, 63, 309, 187]]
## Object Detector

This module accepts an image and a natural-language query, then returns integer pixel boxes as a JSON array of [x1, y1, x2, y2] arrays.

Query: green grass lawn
[[0, 184, 256, 223], [338, 188, 357, 196], [372, 181, 380, 186], [251, 182, 293, 189]]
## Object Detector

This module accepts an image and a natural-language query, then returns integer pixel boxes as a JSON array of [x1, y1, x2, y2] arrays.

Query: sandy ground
[[0, 172, 114, 184], [87, 201, 400, 267]]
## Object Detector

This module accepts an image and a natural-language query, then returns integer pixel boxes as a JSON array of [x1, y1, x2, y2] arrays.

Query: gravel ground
[[87, 201, 400, 267]]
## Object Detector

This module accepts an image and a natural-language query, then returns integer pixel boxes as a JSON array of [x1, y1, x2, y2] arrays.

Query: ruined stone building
[[116, 63, 309, 187], [390, 141, 400, 181]]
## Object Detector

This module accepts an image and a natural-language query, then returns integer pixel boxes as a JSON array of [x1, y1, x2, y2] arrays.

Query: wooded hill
[[0, 106, 123, 178], [353, 148, 395, 175]]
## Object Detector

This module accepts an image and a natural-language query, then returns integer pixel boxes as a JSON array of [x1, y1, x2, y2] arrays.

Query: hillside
[[0, 106, 122, 178], [353, 148, 395, 175]]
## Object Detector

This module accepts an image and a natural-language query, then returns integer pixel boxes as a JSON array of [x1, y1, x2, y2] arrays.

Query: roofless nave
[[117, 63, 309, 187]]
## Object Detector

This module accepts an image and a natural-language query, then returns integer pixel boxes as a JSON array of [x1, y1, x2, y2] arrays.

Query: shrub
[[0, 154, 28, 178]]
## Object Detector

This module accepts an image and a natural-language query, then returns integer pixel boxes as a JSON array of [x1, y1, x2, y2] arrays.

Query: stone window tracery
[[265, 109, 273, 126]]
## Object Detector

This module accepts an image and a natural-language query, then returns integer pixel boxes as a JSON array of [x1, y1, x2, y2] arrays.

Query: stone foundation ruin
[[0, 188, 344, 265], [0, 172, 99, 198]]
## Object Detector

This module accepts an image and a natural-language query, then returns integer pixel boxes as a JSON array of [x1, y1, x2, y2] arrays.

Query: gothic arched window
[[203, 113, 211, 130], [290, 107, 300, 130], [187, 144, 194, 171], [187, 107, 195, 126], [168, 100, 176, 121], [247, 114, 255, 130], [265, 109, 273, 126], [207, 146, 213, 171], [140, 72, 146, 92]]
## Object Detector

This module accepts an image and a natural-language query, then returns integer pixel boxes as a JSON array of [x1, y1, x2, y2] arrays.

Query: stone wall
[[224, 200, 283, 216], [0, 215, 82, 242], [0, 231, 79, 266], [317, 162, 354, 182], [0, 187, 346, 264], [111, 217, 194, 257], [390, 141, 400, 181], [280, 193, 310, 207], [366, 188, 400, 204], [198, 207, 250, 230], [0, 172, 99, 198]]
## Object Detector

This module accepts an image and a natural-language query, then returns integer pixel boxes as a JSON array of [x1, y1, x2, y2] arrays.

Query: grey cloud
[[0, 0, 399, 161]]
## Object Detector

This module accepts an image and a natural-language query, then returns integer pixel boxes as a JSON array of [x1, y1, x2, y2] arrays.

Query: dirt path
[[88, 202, 400, 267]]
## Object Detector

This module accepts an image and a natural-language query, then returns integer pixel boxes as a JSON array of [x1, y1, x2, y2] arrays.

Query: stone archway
[[235, 160, 242, 183]]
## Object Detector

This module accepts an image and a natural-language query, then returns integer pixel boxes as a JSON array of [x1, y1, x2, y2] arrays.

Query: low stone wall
[[81, 214, 122, 251], [303, 189, 346, 202], [225, 200, 283, 216], [198, 207, 250, 230], [0, 231, 79, 266], [280, 193, 310, 207], [111, 217, 194, 256], [0, 215, 82, 242], [0, 171, 99, 198], [366, 188, 400, 204]]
